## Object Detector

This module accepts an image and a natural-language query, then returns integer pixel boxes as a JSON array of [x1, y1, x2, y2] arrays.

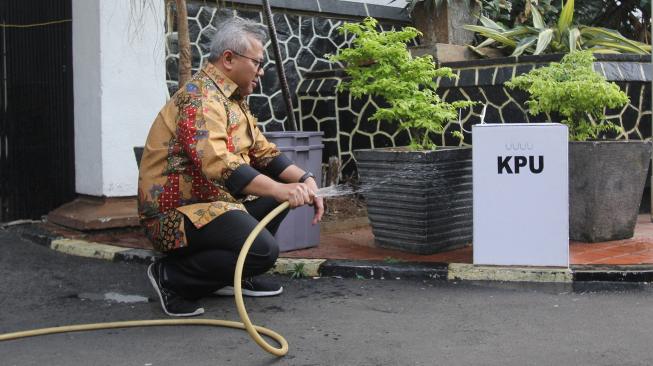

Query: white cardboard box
[[472, 123, 569, 267]]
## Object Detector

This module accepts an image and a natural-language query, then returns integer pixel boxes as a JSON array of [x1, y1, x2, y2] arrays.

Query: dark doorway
[[0, 0, 75, 221]]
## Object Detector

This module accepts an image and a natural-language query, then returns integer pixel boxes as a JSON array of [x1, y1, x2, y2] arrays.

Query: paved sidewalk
[[10, 214, 653, 283], [286, 215, 653, 266]]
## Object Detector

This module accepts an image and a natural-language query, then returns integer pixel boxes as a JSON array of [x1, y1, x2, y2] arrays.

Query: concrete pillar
[[72, 0, 167, 197], [409, 1, 483, 64], [411, 1, 478, 46]]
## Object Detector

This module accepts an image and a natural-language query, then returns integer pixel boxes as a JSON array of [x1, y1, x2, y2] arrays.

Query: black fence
[[0, 0, 75, 221]]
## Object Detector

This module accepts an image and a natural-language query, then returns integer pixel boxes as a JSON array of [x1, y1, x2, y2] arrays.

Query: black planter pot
[[570, 141, 652, 242], [355, 147, 473, 254]]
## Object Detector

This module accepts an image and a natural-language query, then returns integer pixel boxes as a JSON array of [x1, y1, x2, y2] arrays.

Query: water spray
[[0, 185, 367, 357]]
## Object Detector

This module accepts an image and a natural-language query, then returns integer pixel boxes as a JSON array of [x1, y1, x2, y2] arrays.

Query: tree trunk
[[176, 0, 191, 87]]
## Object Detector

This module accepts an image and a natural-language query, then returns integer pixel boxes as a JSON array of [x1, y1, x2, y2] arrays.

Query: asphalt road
[[1, 228, 653, 366]]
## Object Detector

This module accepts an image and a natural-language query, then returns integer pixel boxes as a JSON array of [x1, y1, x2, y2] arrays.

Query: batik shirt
[[138, 63, 291, 252]]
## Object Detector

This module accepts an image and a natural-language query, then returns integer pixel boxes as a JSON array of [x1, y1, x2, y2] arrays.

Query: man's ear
[[222, 51, 234, 71]]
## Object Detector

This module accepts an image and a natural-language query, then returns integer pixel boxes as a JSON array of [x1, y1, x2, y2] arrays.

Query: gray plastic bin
[[264, 131, 324, 252]]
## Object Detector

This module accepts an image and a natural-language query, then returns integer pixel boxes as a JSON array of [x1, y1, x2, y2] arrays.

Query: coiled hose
[[0, 201, 291, 357]]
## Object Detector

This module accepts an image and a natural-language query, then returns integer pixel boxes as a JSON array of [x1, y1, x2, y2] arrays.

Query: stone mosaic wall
[[299, 54, 652, 178], [439, 54, 652, 145], [165, 1, 409, 133], [297, 72, 413, 178], [166, 4, 651, 181]]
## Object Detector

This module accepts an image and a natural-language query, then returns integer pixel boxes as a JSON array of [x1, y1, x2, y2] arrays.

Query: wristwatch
[[299, 171, 315, 183]]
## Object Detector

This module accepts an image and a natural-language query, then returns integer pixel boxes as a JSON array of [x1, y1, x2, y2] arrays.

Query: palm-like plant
[[400, 0, 554, 23], [402, 0, 650, 44], [463, 0, 651, 56]]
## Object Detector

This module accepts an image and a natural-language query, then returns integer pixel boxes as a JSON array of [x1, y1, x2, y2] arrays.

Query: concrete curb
[[10, 224, 653, 283], [571, 265, 653, 282], [272, 258, 325, 277], [448, 263, 573, 283], [320, 260, 448, 280], [50, 239, 128, 261]]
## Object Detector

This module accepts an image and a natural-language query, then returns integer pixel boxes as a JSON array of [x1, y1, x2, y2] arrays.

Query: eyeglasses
[[230, 50, 264, 71]]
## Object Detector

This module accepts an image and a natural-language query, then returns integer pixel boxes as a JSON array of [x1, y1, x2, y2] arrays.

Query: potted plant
[[506, 50, 652, 242], [463, 0, 651, 57], [328, 17, 476, 254]]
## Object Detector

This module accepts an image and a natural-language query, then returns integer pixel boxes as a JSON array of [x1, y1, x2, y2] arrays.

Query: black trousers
[[160, 197, 288, 300]]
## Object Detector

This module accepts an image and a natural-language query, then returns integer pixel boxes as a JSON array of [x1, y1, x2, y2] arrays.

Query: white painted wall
[[72, 0, 103, 196], [73, 0, 168, 197]]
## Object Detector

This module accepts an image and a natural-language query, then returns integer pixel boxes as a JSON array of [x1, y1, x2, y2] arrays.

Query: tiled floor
[[58, 215, 653, 266], [284, 214, 653, 265]]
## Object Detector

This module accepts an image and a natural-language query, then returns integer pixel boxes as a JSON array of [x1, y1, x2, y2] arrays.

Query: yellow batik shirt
[[137, 63, 291, 252]]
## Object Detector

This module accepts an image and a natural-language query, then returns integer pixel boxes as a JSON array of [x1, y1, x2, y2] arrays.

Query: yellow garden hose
[[0, 201, 291, 357]]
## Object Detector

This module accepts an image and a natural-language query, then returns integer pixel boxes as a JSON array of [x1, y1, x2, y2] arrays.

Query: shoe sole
[[147, 263, 204, 317], [215, 286, 283, 297]]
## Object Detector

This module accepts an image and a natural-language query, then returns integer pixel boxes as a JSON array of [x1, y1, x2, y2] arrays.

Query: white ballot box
[[472, 123, 569, 267]]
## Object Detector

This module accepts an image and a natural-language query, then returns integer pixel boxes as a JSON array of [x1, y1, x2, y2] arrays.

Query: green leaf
[[290, 262, 306, 279], [331, 17, 475, 149], [507, 51, 629, 141], [467, 45, 490, 58], [534, 29, 554, 55], [465, 0, 649, 56], [531, 6, 546, 30], [580, 26, 650, 54], [502, 26, 536, 38], [568, 27, 581, 52], [476, 37, 497, 48], [479, 14, 506, 31], [511, 36, 537, 56], [557, 0, 575, 35], [584, 40, 649, 54], [463, 25, 517, 47]]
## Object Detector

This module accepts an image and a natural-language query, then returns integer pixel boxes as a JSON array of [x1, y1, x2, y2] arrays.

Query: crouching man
[[137, 17, 323, 317]]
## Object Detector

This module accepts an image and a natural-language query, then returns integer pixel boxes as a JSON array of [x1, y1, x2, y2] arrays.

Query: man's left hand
[[304, 177, 324, 225]]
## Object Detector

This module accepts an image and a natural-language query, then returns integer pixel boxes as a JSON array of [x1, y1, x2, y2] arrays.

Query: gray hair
[[208, 17, 268, 61]]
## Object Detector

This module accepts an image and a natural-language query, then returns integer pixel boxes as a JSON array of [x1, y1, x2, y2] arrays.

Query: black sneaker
[[215, 277, 283, 297], [147, 262, 204, 317]]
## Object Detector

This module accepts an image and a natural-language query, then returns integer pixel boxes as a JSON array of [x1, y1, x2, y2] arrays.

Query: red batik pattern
[[178, 94, 225, 203], [138, 64, 285, 252], [143, 210, 185, 252], [222, 100, 240, 153]]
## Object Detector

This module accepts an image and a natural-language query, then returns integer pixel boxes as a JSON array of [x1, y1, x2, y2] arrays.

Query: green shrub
[[464, 0, 651, 56], [289, 262, 306, 279], [505, 51, 629, 141], [328, 17, 475, 150]]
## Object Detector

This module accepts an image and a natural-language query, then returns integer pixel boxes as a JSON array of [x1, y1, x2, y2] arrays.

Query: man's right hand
[[273, 182, 315, 208]]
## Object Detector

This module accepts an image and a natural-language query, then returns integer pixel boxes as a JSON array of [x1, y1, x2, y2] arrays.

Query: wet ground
[[2, 228, 652, 366]]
